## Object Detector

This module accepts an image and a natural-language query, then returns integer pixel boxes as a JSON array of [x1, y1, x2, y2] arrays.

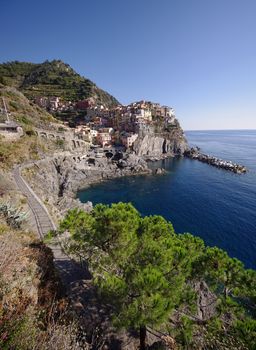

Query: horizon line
[[184, 128, 256, 132]]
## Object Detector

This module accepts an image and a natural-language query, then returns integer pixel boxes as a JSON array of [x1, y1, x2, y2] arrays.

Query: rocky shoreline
[[20, 142, 247, 227], [21, 151, 158, 222], [184, 147, 247, 174]]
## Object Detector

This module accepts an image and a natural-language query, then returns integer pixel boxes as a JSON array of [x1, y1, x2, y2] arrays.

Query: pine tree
[[59, 202, 256, 349], [60, 203, 199, 349]]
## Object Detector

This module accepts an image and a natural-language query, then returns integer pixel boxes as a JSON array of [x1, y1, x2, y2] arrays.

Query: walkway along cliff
[[13, 165, 90, 295]]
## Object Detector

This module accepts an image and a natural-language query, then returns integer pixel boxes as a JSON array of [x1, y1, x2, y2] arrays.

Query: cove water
[[78, 130, 256, 269]]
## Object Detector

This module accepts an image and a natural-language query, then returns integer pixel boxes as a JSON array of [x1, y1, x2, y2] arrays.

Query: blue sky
[[1, 0, 256, 130]]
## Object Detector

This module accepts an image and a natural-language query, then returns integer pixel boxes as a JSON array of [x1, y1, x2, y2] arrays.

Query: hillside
[[0, 220, 88, 349], [0, 85, 56, 129], [0, 60, 119, 107], [0, 86, 71, 169]]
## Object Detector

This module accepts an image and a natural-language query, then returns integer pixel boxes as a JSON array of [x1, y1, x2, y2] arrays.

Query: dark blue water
[[78, 130, 256, 269]]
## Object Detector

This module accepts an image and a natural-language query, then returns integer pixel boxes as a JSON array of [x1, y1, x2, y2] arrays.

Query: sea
[[78, 130, 256, 269]]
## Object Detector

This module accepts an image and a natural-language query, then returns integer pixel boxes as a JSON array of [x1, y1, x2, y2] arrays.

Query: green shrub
[[55, 139, 65, 148], [17, 115, 31, 125], [9, 101, 19, 110], [0, 201, 28, 229], [25, 129, 36, 136]]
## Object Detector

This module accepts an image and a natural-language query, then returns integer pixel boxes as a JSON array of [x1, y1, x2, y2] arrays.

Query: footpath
[[13, 164, 153, 349], [13, 166, 89, 297]]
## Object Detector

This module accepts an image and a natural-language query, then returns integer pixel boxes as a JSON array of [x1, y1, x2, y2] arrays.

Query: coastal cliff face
[[22, 153, 150, 221], [133, 119, 188, 159]]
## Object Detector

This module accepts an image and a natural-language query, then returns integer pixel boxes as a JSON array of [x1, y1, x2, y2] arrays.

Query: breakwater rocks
[[184, 148, 247, 174]]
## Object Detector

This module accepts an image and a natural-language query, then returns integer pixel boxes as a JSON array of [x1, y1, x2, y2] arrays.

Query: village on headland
[[33, 95, 177, 150], [0, 94, 247, 174]]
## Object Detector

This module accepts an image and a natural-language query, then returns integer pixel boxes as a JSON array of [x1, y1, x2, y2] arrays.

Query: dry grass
[[0, 86, 56, 128], [35, 316, 88, 350], [0, 223, 89, 349], [0, 85, 65, 170], [0, 134, 65, 170], [0, 135, 40, 168]]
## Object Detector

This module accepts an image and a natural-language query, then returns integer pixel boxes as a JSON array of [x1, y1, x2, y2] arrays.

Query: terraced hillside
[[0, 60, 119, 107], [0, 86, 69, 169], [0, 85, 56, 128]]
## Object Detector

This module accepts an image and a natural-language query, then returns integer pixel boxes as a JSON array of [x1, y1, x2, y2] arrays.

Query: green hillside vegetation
[[0, 60, 119, 107], [0, 86, 56, 129], [59, 202, 256, 350], [0, 86, 68, 169]]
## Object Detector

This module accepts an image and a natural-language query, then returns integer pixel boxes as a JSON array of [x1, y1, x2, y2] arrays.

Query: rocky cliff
[[22, 152, 150, 221], [134, 119, 188, 159]]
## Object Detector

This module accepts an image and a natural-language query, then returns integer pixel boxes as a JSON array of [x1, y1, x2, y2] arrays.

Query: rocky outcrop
[[22, 152, 151, 221], [134, 134, 187, 158], [154, 167, 166, 175], [194, 281, 216, 321], [133, 120, 188, 159]]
